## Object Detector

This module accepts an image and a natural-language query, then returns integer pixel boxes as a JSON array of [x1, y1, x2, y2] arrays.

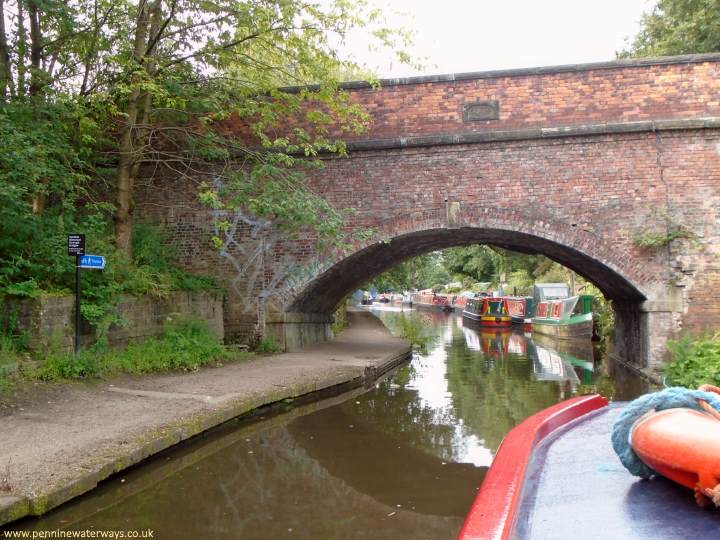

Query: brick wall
[[220, 55, 720, 144]]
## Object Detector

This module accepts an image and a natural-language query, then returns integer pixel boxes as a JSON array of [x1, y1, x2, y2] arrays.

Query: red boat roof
[[458, 397, 720, 539], [458, 395, 607, 539]]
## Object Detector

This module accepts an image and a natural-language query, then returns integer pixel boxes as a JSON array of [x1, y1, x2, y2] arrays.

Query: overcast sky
[[343, 0, 657, 78]]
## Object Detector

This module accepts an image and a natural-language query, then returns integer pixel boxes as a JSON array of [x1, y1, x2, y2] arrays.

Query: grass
[[0, 335, 24, 391], [1, 317, 255, 385], [664, 332, 720, 388]]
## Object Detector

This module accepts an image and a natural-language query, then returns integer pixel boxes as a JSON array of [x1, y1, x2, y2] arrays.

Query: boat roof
[[516, 403, 720, 539], [533, 283, 570, 301]]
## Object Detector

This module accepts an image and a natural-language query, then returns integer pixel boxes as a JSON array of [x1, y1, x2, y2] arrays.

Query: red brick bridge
[[139, 54, 720, 374]]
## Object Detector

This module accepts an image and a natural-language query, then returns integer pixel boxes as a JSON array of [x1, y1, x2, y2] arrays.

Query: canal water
[[9, 306, 651, 539]]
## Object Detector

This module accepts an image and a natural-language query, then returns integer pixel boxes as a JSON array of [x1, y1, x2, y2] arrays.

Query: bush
[[104, 317, 228, 373], [505, 270, 533, 295], [31, 317, 247, 381], [255, 337, 282, 354], [665, 332, 720, 388], [37, 349, 100, 380], [1, 218, 218, 340]]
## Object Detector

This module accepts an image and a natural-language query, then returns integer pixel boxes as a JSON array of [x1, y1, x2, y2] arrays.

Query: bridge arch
[[275, 206, 664, 369], [288, 207, 649, 315]]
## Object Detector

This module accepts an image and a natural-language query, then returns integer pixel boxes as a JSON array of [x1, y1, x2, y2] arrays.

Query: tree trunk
[[32, 193, 45, 214], [16, 0, 26, 97], [26, 0, 45, 212], [0, 0, 11, 100], [114, 0, 162, 258], [27, 0, 43, 96], [79, 0, 100, 97]]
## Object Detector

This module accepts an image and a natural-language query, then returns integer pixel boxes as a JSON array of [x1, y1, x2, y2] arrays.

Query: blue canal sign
[[79, 254, 106, 270]]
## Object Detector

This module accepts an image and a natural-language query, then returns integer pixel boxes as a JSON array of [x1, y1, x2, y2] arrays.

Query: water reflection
[[10, 308, 645, 540]]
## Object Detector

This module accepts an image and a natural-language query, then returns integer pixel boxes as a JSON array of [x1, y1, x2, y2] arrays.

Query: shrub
[[30, 317, 245, 381], [664, 332, 720, 388], [0, 335, 23, 391], [255, 337, 282, 354], [106, 317, 227, 373], [37, 349, 100, 380]]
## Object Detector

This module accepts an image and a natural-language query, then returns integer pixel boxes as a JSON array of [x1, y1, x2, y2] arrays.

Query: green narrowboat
[[531, 294, 594, 339]]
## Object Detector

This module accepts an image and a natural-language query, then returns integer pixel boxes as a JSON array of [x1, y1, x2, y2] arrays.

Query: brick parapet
[[223, 55, 720, 147]]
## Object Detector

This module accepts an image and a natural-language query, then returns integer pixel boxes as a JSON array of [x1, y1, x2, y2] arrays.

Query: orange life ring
[[630, 384, 720, 507]]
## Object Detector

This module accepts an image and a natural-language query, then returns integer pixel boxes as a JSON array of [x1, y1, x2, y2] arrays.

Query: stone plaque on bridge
[[446, 201, 462, 227], [463, 100, 499, 122]]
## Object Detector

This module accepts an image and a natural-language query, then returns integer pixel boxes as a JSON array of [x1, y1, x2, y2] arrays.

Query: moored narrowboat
[[433, 294, 454, 312], [451, 291, 475, 311], [462, 297, 512, 327], [532, 294, 594, 339], [504, 296, 535, 330], [411, 291, 454, 312]]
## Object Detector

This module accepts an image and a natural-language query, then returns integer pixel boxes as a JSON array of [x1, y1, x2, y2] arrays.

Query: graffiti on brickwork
[[279, 259, 331, 295], [211, 205, 333, 312]]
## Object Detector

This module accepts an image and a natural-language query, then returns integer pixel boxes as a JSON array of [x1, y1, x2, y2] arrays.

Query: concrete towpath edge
[[0, 309, 411, 526]]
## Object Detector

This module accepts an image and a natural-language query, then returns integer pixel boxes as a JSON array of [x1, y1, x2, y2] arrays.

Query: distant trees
[[369, 252, 451, 292], [365, 246, 578, 294], [620, 0, 720, 57], [443, 246, 498, 283]]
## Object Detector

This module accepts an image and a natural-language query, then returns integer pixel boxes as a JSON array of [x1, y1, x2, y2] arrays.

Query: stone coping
[[281, 53, 720, 92]]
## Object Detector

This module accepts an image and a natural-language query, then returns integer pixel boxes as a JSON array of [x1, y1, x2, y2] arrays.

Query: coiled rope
[[611, 386, 720, 479]]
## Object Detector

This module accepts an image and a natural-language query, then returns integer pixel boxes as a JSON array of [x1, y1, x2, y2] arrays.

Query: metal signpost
[[67, 235, 105, 355]]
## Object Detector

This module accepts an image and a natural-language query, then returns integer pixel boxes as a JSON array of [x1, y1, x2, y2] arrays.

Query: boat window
[[562, 296, 579, 317], [544, 287, 569, 299], [489, 301, 504, 315]]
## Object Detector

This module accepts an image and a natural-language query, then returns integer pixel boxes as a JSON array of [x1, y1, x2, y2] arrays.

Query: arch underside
[[288, 227, 646, 315]]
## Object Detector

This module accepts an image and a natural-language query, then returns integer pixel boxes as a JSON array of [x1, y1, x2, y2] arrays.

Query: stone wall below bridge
[[0, 291, 224, 353]]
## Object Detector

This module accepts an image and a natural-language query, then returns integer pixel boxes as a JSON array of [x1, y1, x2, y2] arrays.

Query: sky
[[343, 0, 657, 78]]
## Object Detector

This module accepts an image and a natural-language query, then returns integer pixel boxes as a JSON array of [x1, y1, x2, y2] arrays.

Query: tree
[[0, 0, 11, 99], [105, 0, 414, 257], [620, 0, 720, 57], [0, 0, 414, 299], [0, 0, 413, 257], [366, 252, 451, 292], [444, 246, 498, 283]]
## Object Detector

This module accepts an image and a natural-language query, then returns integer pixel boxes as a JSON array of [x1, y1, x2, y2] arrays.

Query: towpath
[[0, 309, 410, 526]]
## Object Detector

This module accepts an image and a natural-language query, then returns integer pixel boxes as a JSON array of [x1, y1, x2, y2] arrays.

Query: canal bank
[[0, 309, 411, 526]]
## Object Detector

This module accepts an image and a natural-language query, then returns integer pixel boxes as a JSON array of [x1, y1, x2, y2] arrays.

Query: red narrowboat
[[462, 297, 512, 327]]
